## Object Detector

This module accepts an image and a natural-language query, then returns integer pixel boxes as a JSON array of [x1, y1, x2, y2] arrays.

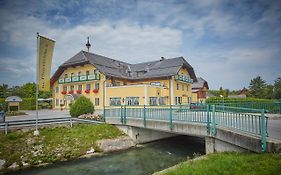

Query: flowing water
[[9, 136, 205, 175]]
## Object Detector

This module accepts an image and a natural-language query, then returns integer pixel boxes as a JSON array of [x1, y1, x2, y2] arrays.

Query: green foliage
[[70, 96, 95, 117], [20, 98, 36, 110], [0, 83, 52, 99], [248, 76, 267, 98], [273, 77, 281, 99], [163, 152, 281, 175]]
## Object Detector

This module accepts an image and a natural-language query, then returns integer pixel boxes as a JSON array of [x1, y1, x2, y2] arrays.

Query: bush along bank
[[0, 123, 133, 173]]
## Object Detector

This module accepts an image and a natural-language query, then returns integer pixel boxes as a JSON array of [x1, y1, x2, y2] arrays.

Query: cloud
[[0, 11, 183, 86]]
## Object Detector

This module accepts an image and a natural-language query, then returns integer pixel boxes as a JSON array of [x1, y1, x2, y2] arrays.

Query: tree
[[273, 77, 281, 99], [0, 84, 9, 98], [248, 76, 267, 98]]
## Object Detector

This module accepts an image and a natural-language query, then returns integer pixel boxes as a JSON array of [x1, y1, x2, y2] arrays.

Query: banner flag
[[38, 35, 55, 91]]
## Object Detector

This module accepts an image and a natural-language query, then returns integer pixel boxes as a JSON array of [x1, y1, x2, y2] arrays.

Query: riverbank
[[0, 124, 133, 173], [154, 152, 281, 175]]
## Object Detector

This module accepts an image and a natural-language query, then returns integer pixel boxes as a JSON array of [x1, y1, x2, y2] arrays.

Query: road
[[5, 109, 71, 121]]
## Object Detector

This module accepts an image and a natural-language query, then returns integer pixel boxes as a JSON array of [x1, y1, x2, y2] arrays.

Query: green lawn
[[161, 152, 281, 175], [0, 124, 124, 168]]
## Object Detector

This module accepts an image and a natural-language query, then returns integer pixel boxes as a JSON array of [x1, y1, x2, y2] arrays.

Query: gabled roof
[[192, 77, 209, 89], [51, 50, 197, 85]]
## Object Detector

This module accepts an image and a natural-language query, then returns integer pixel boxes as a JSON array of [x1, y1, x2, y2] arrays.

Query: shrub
[[70, 96, 94, 117]]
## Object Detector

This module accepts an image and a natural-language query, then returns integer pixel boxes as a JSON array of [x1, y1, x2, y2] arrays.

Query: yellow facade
[[52, 64, 193, 112]]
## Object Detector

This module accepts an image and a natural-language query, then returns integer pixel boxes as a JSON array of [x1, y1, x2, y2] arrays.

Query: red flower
[[61, 91, 67, 95], [77, 90, 82, 94], [85, 89, 90, 94], [93, 89, 99, 94], [68, 90, 74, 94]]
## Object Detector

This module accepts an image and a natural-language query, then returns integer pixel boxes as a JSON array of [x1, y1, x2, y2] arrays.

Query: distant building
[[51, 50, 197, 111], [228, 88, 247, 99], [191, 77, 209, 103]]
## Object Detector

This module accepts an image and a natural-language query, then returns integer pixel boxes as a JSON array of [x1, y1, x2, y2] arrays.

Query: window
[[70, 85, 74, 91], [86, 70, 90, 76], [78, 71, 81, 76], [63, 85, 67, 92], [55, 86, 59, 93], [78, 84, 82, 91], [56, 99, 59, 106], [186, 85, 189, 91], [177, 83, 179, 90], [110, 97, 121, 106], [149, 97, 158, 106], [151, 82, 161, 86], [175, 97, 182, 105], [71, 73, 74, 77], [94, 69, 98, 74], [182, 84, 184, 91], [95, 98, 99, 106], [86, 83, 91, 90], [64, 73, 68, 78], [95, 82, 100, 89], [159, 97, 166, 105], [126, 97, 139, 106]]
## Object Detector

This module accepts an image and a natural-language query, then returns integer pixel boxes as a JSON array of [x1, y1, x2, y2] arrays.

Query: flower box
[[61, 91, 67, 95], [68, 90, 74, 94], [85, 89, 90, 94], [76, 90, 82, 94], [93, 89, 99, 94]]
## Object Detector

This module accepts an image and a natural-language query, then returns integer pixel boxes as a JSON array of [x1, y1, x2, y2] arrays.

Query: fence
[[0, 117, 104, 134], [206, 100, 281, 114], [104, 104, 268, 152]]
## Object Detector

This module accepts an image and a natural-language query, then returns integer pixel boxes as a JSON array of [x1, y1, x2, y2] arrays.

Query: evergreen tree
[[248, 76, 266, 98], [273, 77, 281, 99]]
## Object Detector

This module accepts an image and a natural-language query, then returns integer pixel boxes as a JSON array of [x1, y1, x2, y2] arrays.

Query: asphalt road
[[267, 119, 281, 140], [5, 109, 71, 121]]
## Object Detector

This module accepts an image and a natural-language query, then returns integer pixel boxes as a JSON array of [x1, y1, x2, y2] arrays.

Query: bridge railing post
[[120, 105, 123, 124], [206, 105, 210, 135], [124, 105, 127, 125], [143, 105, 146, 127], [169, 105, 173, 130], [261, 109, 267, 152], [212, 105, 216, 136]]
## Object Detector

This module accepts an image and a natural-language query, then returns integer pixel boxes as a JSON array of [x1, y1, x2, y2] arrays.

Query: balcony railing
[[175, 75, 193, 83], [59, 74, 100, 84]]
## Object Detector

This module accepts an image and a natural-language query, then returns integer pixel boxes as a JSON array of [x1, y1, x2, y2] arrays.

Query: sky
[[0, 0, 280, 90]]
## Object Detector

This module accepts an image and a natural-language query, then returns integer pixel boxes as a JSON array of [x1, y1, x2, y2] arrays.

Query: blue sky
[[0, 0, 280, 89]]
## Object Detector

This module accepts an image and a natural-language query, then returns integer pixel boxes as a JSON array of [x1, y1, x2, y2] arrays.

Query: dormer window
[[86, 70, 90, 76], [64, 74, 68, 78], [78, 71, 81, 76]]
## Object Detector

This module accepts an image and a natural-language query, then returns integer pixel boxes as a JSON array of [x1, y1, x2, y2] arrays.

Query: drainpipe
[[103, 75, 111, 120]]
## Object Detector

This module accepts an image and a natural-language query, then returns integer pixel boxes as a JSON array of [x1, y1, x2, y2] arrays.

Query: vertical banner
[[38, 35, 55, 91]]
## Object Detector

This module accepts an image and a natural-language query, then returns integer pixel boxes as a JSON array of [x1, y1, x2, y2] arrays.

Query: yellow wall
[[53, 64, 105, 110], [173, 67, 192, 104]]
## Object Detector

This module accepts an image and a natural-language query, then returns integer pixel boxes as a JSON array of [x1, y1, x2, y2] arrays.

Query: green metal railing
[[206, 101, 281, 114], [104, 104, 268, 152]]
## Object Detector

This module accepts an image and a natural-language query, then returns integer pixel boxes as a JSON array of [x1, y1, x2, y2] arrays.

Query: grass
[[0, 124, 124, 169], [160, 152, 281, 175]]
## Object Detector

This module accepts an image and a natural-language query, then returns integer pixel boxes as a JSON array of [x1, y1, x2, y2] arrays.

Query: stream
[[8, 136, 205, 175]]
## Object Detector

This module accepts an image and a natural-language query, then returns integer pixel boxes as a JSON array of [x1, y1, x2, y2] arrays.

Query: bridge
[[104, 105, 281, 153]]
